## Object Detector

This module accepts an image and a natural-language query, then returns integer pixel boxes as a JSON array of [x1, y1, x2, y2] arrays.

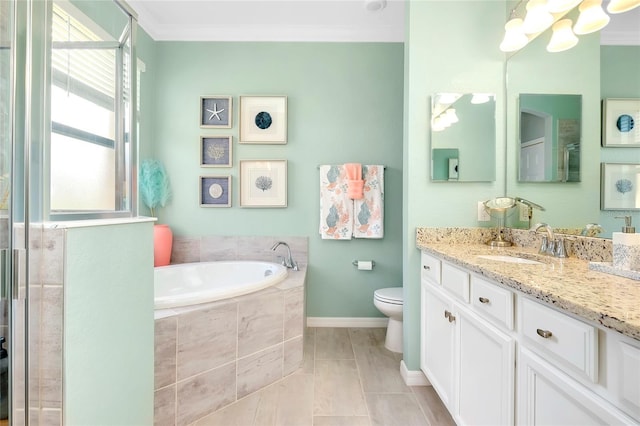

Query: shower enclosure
[[0, 0, 139, 423]]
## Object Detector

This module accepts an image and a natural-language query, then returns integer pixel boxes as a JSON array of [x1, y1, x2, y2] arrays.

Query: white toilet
[[373, 287, 403, 353]]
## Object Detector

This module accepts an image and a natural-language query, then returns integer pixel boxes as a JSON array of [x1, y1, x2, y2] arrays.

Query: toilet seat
[[374, 287, 403, 305]]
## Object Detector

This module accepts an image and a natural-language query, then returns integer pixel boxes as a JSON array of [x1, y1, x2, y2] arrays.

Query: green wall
[[403, 1, 506, 370], [64, 222, 154, 425], [600, 45, 640, 236], [142, 41, 404, 318]]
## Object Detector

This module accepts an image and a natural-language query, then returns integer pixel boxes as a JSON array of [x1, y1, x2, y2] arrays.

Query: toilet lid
[[374, 287, 403, 304]]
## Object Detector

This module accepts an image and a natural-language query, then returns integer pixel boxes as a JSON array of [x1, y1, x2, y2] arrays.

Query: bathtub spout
[[270, 242, 298, 271]]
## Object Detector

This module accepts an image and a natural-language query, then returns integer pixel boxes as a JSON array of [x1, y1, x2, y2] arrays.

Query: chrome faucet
[[533, 223, 567, 258], [270, 241, 298, 271], [534, 223, 555, 255]]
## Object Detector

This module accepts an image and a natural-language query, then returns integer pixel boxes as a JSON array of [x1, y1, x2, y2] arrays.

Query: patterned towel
[[353, 165, 384, 239], [319, 165, 353, 240]]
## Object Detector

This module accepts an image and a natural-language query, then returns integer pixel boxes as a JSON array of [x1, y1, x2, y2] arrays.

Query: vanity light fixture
[[547, 0, 583, 13], [500, 18, 530, 52], [522, 0, 555, 34], [547, 18, 579, 51], [607, 0, 640, 13], [445, 108, 459, 124], [574, 0, 610, 34], [471, 93, 492, 104]]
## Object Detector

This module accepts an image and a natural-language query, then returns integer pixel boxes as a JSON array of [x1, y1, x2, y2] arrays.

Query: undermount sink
[[476, 254, 543, 265]]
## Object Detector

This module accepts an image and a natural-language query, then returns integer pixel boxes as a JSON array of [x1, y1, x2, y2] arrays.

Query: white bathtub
[[154, 261, 288, 309]]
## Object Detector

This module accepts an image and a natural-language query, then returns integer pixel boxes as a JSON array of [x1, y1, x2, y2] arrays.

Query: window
[[49, 1, 135, 218]]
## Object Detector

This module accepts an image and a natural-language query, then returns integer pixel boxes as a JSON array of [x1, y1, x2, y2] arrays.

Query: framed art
[[239, 160, 287, 207], [239, 96, 287, 144], [200, 176, 231, 207], [200, 96, 232, 128], [602, 98, 640, 147], [601, 163, 640, 210], [201, 136, 232, 167]]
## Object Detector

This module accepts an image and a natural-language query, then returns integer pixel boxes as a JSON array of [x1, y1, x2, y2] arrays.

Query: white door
[[520, 138, 545, 181], [421, 284, 455, 409], [456, 307, 515, 426]]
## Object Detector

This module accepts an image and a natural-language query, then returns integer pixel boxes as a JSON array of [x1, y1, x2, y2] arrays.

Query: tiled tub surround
[[154, 235, 307, 426], [416, 227, 639, 341]]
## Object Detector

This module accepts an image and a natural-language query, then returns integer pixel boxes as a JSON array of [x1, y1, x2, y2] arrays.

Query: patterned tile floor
[[193, 328, 455, 426]]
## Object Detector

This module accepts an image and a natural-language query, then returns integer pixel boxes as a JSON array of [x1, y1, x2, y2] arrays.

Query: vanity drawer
[[470, 275, 514, 330], [421, 252, 441, 285], [520, 297, 598, 383], [441, 262, 469, 303]]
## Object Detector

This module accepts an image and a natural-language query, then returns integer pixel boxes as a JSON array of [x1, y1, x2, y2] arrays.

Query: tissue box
[[613, 232, 640, 271]]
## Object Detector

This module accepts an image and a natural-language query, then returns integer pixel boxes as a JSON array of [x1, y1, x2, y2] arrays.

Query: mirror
[[518, 94, 581, 183], [430, 93, 496, 182]]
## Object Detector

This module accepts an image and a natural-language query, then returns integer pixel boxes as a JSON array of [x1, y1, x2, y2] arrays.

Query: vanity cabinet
[[419, 250, 640, 426], [420, 253, 515, 426]]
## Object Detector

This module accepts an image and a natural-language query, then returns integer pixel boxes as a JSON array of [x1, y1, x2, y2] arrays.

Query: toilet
[[373, 287, 404, 353]]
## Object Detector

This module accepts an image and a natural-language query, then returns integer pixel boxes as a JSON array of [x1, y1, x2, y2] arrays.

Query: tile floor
[[193, 327, 455, 426]]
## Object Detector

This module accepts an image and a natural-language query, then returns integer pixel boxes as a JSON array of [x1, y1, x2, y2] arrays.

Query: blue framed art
[[201, 136, 232, 167], [200, 96, 232, 128], [200, 176, 231, 207]]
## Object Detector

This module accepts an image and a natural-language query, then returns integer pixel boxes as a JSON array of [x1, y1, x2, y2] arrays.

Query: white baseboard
[[400, 360, 431, 386], [306, 317, 388, 328]]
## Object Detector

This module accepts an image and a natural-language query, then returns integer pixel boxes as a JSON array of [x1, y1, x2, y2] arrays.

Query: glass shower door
[[0, 0, 14, 424]]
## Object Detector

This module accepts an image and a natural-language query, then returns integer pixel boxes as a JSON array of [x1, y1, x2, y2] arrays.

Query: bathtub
[[154, 260, 288, 309]]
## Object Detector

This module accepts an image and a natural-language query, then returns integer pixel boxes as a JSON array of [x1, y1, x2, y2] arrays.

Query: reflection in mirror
[[430, 93, 496, 182], [519, 94, 581, 183]]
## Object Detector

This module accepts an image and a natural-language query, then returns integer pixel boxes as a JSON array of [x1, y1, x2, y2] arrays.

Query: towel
[[319, 165, 353, 240], [353, 165, 384, 239], [344, 163, 364, 200]]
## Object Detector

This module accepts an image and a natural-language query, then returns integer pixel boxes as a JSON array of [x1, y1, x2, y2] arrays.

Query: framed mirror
[[518, 94, 581, 183], [430, 93, 496, 182]]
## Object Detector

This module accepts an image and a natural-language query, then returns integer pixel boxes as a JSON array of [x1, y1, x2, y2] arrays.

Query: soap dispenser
[[612, 216, 640, 271]]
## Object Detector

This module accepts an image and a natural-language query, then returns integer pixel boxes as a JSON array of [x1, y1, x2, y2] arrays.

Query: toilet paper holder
[[352, 260, 375, 269]]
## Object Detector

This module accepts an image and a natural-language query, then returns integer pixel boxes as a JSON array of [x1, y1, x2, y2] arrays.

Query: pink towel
[[344, 163, 364, 200]]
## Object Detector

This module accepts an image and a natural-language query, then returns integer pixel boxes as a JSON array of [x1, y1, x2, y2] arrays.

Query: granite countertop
[[416, 241, 640, 342]]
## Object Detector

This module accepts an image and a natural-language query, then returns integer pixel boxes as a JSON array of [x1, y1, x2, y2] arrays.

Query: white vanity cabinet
[[419, 250, 640, 426], [517, 347, 635, 425], [456, 307, 515, 425], [420, 252, 515, 426]]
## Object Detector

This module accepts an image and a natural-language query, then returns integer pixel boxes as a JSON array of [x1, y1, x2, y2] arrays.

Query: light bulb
[[471, 93, 491, 104], [522, 0, 554, 34], [546, 0, 583, 13], [547, 18, 579, 52], [606, 0, 640, 13], [574, 0, 610, 35], [445, 109, 459, 124], [499, 18, 529, 52]]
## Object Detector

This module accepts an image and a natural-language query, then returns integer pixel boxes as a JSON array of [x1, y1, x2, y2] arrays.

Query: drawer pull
[[448, 314, 456, 323], [536, 328, 553, 339], [478, 297, 490, 304], [423, 265, 431, 270], [444, 310, 451, 319]]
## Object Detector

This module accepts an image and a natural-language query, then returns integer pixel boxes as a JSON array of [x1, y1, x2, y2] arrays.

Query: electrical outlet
[[477, 201, 490, 221], [519, 203, 529, 222]]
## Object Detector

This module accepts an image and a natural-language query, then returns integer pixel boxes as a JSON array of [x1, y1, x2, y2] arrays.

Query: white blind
[[51, 3, 116, 102]]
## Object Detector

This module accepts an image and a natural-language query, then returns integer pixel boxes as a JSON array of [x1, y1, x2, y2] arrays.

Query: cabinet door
[[456, 307, 515, 426], [517, 347, 636, 426], [421, 283, 455, 408]]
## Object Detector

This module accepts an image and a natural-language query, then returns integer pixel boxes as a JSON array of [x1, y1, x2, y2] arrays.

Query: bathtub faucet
[[270, 241, 298, 271]]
